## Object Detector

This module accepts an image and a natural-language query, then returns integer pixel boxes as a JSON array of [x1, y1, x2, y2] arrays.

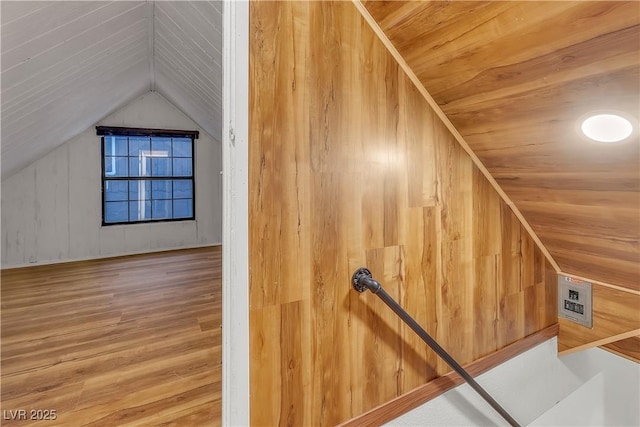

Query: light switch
[[558, 275, 592, 328]]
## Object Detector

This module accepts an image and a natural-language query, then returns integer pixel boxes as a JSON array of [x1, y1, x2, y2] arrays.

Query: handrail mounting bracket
[[352, 267, 373, 293]]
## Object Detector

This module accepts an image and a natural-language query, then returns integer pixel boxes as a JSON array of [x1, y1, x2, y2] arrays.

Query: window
[[97, 126, 198, 225]]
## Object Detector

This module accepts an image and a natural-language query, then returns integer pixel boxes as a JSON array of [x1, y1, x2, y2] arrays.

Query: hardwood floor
[[1, 246, 222, 426]]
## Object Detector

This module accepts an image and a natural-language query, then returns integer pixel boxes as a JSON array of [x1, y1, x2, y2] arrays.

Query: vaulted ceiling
[[1, 1, 222, 179]]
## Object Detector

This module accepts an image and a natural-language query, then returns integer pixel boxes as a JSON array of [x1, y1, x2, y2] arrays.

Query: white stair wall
[[530, 373, 605, 426], [533, 347, 640, 426]]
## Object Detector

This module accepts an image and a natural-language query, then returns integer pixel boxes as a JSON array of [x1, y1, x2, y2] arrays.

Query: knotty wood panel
[[249, 2, 556, 425], [1, 247, 222, 426], [558, 284, 640, 354], [364, 1, 640, 291]]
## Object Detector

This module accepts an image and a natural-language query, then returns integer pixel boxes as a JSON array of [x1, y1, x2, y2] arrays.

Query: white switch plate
[[558, 275, 592, 328]]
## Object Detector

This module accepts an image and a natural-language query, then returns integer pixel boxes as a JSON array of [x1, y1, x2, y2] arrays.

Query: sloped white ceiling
[[0, 1, 222, 179], [154, 1, 222, 140]]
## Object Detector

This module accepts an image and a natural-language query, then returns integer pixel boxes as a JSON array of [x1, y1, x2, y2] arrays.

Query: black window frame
[[97, 126, 198, 226]]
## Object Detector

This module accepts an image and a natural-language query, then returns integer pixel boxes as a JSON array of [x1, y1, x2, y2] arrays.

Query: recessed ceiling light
[[580, 113, 633, 143]]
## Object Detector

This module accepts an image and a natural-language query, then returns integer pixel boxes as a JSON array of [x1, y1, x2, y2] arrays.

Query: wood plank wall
[[248, 2, 557, 425]]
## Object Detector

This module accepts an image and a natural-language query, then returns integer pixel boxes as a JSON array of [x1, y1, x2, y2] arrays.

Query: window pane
[[173, 180, 193, 199], [104, 136, 128, 156], [173, 199, 193, 219], [151, 137, 172, 155], [129, 137, 150, 156], [104, 157, 128, 177], [172, 138, 192, 157], [151, 157, 172, 176], [104, 180, 128, 201], [152, 199, 172, 219], [172, 158, 192, 176], [151, 180, 172, 199], [129, 156, 151, 177], [129, 200, 152, 221], [105, 201, 128, 223], [129, 180, 151, 201], [101, 130, 196, 225]]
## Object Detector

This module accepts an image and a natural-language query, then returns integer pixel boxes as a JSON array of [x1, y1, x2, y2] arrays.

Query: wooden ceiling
[[363, 1, 640, 293]]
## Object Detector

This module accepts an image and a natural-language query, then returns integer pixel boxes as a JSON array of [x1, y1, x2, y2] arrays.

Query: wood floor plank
[[1, 246, 222, 426]]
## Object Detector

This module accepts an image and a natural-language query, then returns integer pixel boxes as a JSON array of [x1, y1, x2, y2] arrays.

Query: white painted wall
[[1, 91, 222, 267], [386, 338, 640, 427], [531, 347, 640, 427], [530, 373, 606, 426]]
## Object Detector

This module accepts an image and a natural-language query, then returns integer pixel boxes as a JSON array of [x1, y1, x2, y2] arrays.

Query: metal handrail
[[352, 267, 521, 427]]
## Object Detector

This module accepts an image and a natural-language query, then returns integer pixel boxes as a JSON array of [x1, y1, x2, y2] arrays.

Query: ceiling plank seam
[[147, 1, 156, 92]]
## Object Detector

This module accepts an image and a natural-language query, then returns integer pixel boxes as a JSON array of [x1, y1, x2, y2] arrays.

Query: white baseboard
[[1, 241, 222, 270]]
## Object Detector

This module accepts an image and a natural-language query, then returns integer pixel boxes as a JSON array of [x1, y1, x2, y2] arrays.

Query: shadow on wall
[[345, 290, 436, 377]]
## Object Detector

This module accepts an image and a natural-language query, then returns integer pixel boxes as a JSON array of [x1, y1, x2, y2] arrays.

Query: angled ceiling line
[[3, 30, 149, 127], [561, 272, 640, 296], [559, 328, 640, 356], [352, 0, 561, 273], [148, 1, 156, 92], [2, 2, 148, 74], [353, 1, 640, 297]]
